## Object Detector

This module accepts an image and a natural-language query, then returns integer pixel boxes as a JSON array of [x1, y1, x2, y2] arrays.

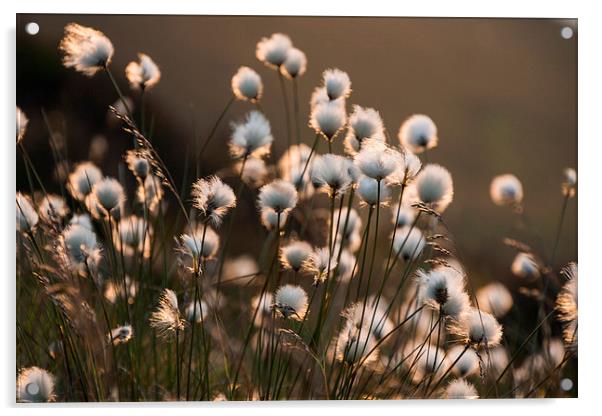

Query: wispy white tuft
[[416, 265, 469, 319], [59, 23, 114, 76], [231, 66, 263, 102], [273, 284, 308, 320], [17, 367, 55, 402], [67, 162, 103, 201], [562, 167, 577, 198], [398, 114, 438, 153], [393, 225, 426, 261], [476, 282, 513, 318], [322, 68, 352, 100], [230, 111, 274, 159], [256, 33, 292, 68], [16, 193, 39, 233], [125, 53, 161, 90], [280, 47, 307, 79], [280, 240, 313, 272], [445, 379, 479, 399], [357, 176, 391, 206], [310, 154, 352, 198], [109, 324, 133, 345], [490, 174, 523, 207], [449, 307, 503, 348], [407, 164, 454, 213], [191, 176, 236, 227], [258, 180, 298, 213], [309, 101, 347, 140], [344, 106, 385, 155], [511, 252, 540, 279], [149, 289, 186, 339]]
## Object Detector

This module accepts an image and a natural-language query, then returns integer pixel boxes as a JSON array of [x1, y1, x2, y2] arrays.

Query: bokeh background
[[16, 14, 577, 289]]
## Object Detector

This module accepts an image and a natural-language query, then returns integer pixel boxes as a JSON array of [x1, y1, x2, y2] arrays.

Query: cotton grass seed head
[[186, 300, 209, 323], [416, 266, 469, 319], [354, 140, 404, 182], [67, 162, 103, 201], [256, 33, 292, 68], [556, 262, 578, 349], [310, 154, 352, 198], [109, 324, 133, 345], [448, 344, 480, 377], [237, 157, 268, 188], [280, 240, 313, 272], [149, 289, 186, 339], [191, 176, 236, 227], [562, 167, 577, 198], [39, 194, 70, 223], [125, 53, 161, 90], [490, 174, 523, 207], [273, 284, 308, 320], [115, 215, 151, 257], [17, 367, 55, 403], [393, 226, 426, 262], [280, 47, 307, 79], [69, 213, 93, 230], [231, 66, 263, 102], [59, 23, 114, 76], [137, 175, 164, 212], [310, 86, 344, 109], [258, 179, 298, 214], [16, 193, 39, 233], [511, 252, 540, 279], [445, 379, 479, 399], [357, 176, 391, 207], [310, 100, 347, 141], [476, 282, 513, 318], [450, 307, 503, 349], [180, 225, 220, 261], [62, 223, 101, 269], [16, 106, 28, 143], [230, 110, 273, 159], [400, 150, 422, 184], [302, 247, 338, 285], [322, 68, 352, 100], [88, 177, 125, 219], [398, 114, 438, 153], [260, 208, 289, 231], [344, 106, 385, 155], [392, 203, 416, 227], [125, 149, 151, 179], [407, 164, 454, 213]]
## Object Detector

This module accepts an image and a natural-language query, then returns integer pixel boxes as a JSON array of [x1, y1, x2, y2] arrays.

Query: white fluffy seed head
[[401, 150, 422, 184], [67, 162, 103, 201], [180, 225, 220, 260], [258, 180, 298, 213], [125, 149, 151, 179], [88, 177, 125, 219], [416, 266, 469, 319], [556, 262, 578, 349], [407, 164, 454, 213], [310, 86, 344, 109], [450, 307, 503, 348], [62, 223, 100, 269], [310, 154, 352, 198], [125, 53, 161, 90], [398, 114, 438, 153], [336, 319, 379, 366], [476, 282, 514, 318], [39, 194, 70, 223], [149, 289, 186, 339], [115, 215, 151, 257], [109, 324, 133, 345], [280, 47, 307, 79], [445, 379, 479, 399], [357, 176, 391, 207], [16, 193, 39, 233], [191, 176, 236, 227], [17, 367, 55, 402], [238, 157, 268, 188], [562, 167, 577, 198], [447, 345, 480, 377], [256, 33, 292, 68], [393, 226, 426, 262], [231, 66, 263, 102], [511, 252, 540, 279], [185, 300, 209, 323], [69, 213, 93, 230], [137, 175, 164, 213], [230, 111, 273, 159], [59, 23, 114, 76], [260, 208, 289, 231], [490, 174, 523, 206], [302, 247, 338, 285], [16, 106, 28, 143], [322, 68, 352, 100], [280, 240, 313, 271], [354, 140, 404, 182], [391, 203, 416, 227], [344, 106, 385, 155], [309, 100, 347, 141], [273, 284, 308, 320]]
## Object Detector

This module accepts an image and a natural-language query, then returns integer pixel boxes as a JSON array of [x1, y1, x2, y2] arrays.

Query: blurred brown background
[[16, 14, 577, 287]]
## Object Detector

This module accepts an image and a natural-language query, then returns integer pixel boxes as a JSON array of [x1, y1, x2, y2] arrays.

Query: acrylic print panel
[[16, 14, 577, 402]]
